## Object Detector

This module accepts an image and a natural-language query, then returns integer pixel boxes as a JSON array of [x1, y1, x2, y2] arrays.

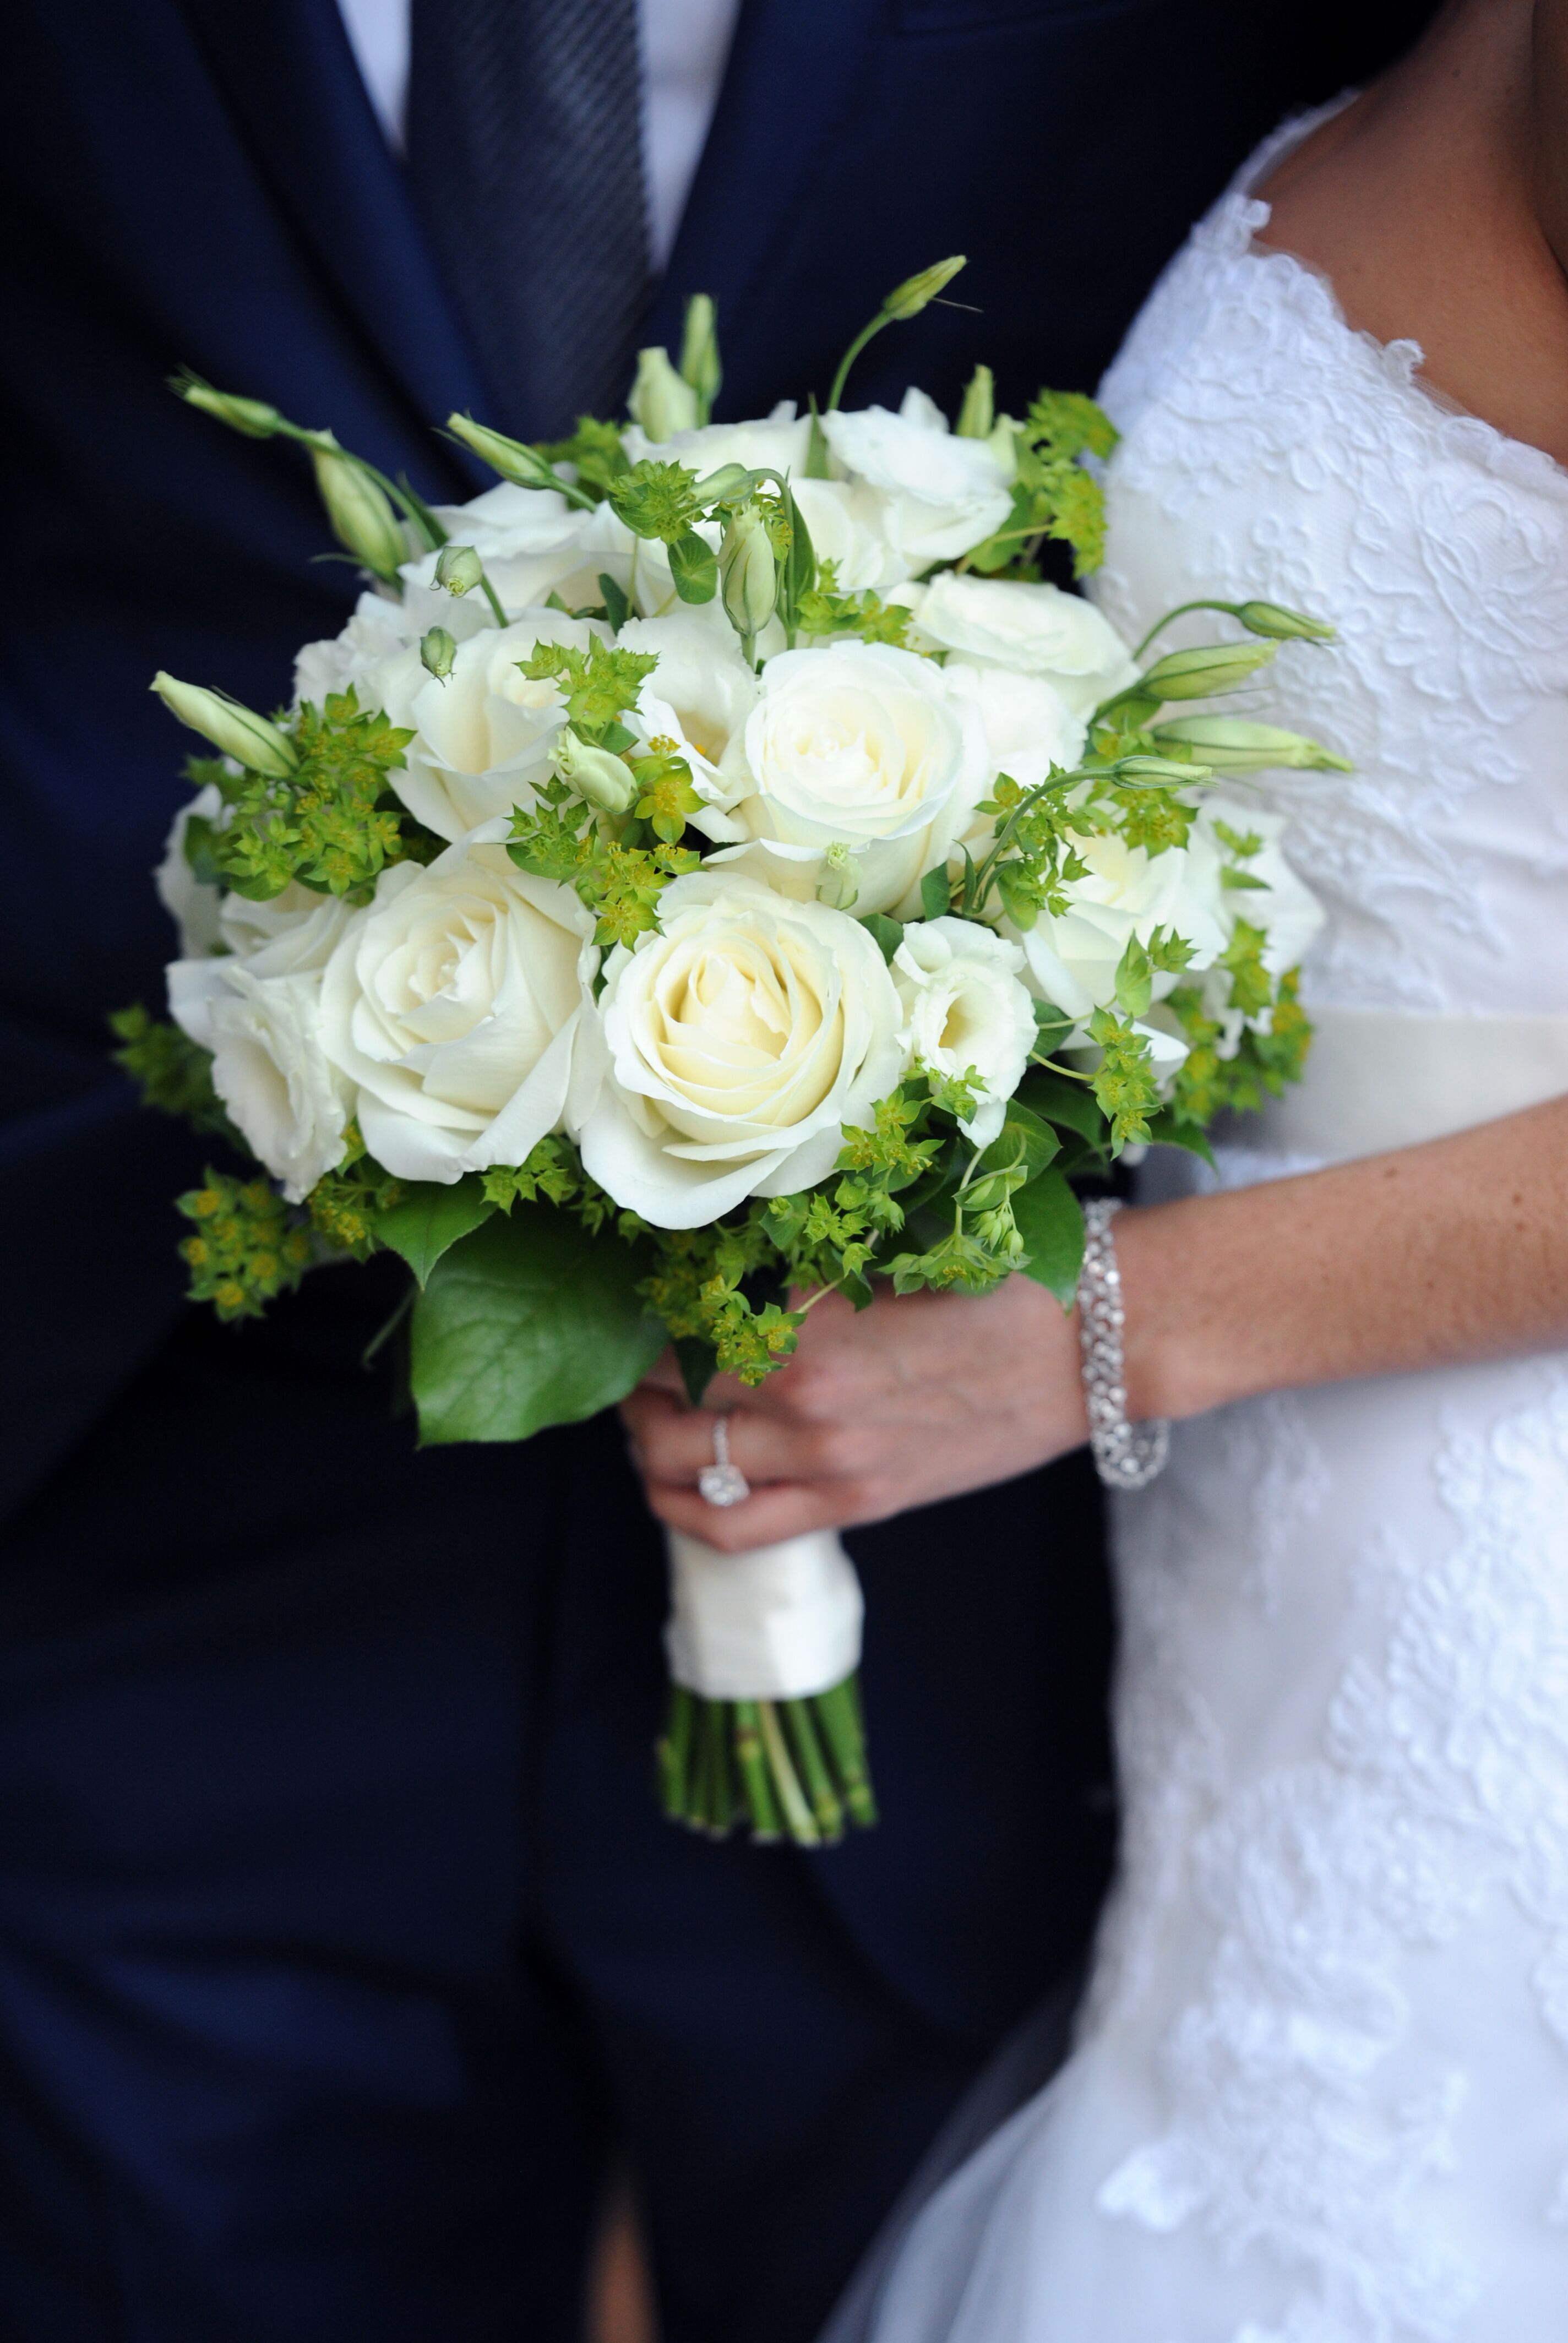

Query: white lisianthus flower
[[167, 886, 358, 1202], [1191, 797, 1325, 989], [317, 833, 596, 1185], [401, 484, 637, 627], [790, 477, 911, 595], [1011, 826, 1228, 1027], [891, 918, 1036, 1146], [293, 587, 429, 710], [821, 389, 1012, 566], [896, 571, 1141, 718], [578, 870, 905, 1228], [695, 641, 984, 918], [622, 401, 813, 482], [155, 781, 226, 957], [619, 612, 761, 804], [365, 610, 601, 841]]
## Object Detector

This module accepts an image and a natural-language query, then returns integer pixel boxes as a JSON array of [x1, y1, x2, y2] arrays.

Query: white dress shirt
[[336, 0, 741, 271]]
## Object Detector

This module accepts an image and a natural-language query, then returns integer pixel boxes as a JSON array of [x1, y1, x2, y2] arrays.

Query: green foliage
[[629, 742, 703, 843], [376, 1174, 496, 1286], [1163, 965, 1313, 1129], [206, 688, 422, 901], [410, 1205, 667, 1442], [176, 1169, 312, 1320], [1086, 1006, 1162, 1151], [305, 1127, 404, 1257], [110, 1005, 231, 1135], [518, 637, 656, 743], [966, 389, 1118, 580], [535, 415, 629, 501], [608, 458, 706, 544], [795, 559, 913, 649], [507, 772, 701, 947]]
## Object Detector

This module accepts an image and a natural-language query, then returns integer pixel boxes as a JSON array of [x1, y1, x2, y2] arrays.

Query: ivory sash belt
[[1241, 1005, 1568, 1162]]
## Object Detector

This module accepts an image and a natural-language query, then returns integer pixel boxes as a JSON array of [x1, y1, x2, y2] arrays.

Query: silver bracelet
[[1077, 1198, 1170, 1492]]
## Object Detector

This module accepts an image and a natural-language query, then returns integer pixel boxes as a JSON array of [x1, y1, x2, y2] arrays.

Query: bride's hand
[[620, 1276, 1088, 1552]]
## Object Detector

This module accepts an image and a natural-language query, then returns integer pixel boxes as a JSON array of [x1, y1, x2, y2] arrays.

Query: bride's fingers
[[639, 1472, 884, 1554], [620, 1385, 859, 1488]]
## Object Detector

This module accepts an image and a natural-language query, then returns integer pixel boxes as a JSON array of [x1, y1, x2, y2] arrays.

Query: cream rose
[[622, 402, 814, 481], [155, 781, 226, 957], [366, 610, 600, 841], [619, 612, 761, 808], [821, 389, 1012, 566], [293, 587, 432, 711], [897, 571, 1141, 718], [694, 641, 982, 918], [319, 833, 596, 1184], [891, 918, 1037, 1146], [578, 869, 905, 1227]]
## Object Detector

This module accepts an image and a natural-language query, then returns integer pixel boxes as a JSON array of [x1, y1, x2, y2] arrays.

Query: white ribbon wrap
[[663, 1525, 864, 1700]]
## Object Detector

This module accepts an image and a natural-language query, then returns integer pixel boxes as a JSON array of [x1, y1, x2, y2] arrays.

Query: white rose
[[892, 918, 1036, 1146], [1012, 826, 1227, 1026], [318, 833, 597, 1184], [401, 485, 637, 628], [579, 869, 905, 1228], [822, 388, 1012, 566], [896, 571, 1141, 718], [167, 886, 357, 1202], [366, 610, 601, 841], [697, 641, 983, 919]]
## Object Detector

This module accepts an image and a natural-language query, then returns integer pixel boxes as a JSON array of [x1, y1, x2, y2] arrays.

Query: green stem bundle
[[657, 1675, 878, 1846]]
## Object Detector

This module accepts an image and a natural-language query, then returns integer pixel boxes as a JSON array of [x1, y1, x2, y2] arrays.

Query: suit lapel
[[643, 0, 887, 369], [177, 0, 490, 462]]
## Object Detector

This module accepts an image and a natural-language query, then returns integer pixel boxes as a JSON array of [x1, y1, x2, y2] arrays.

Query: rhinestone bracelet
[[1076, 1198, 1170, 1492]]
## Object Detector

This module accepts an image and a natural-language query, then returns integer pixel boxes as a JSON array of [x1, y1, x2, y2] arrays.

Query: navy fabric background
[[0, 4, 1432, 2337]]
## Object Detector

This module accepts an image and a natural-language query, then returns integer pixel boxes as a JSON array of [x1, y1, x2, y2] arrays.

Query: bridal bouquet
[[117, 261, 1340, 1846]]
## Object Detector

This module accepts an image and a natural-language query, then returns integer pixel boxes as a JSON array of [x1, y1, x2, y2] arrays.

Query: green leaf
[[919, 867, 951, 921], [411, 1205, 666, 1443], [779, 482, 816, 625], [1012, 1169, 1086, 1305], [1015, 1066, 1108, 1149], [1114, 931, 1153, 1019], [668, 530, 718, 603], [598, 571, 630, 631], [1143, 1107, 1217, 1165], [995, 1101, 1060, 1181], [859, 912, 903, 963], [376, 1173, 496, 1288], [674, 1335, 717, 1407]]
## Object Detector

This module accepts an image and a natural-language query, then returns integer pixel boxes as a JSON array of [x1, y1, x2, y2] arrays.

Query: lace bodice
[[1093, 115, 1568, 1016]]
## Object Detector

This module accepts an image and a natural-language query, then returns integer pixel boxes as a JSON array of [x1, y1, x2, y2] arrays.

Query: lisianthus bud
[[956, 364, 994, 440], [1234, 600, 1337, 643], [1112, 754, 1212, 787], [150, 673, 297, 778], [420, 625, 457, 682], [882, 254, 966, 321], [719, 505, 777, 638], [628, 346, 700, 442], [311, 444, 407, 580], [1152, 715, 1351, 772], [679, 293, 722, 421], [694, 462, 753, 506], [1141, 641, 1276, 700], [444, 413, 559, 490], [175, 380, 282, 439], [553, 727, 636, 814], [434, 542, 484, 597]]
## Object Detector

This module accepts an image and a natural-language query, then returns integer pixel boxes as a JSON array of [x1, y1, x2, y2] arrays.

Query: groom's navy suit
[[0, 4, 1431, 2339]]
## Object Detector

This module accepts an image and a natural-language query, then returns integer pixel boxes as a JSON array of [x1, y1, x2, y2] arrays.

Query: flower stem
[[814, 1679, 878, 1828], [757, 1701, 821, 1845], [783, 1698, 845, 1841], [733, 1701, 783, 1841]]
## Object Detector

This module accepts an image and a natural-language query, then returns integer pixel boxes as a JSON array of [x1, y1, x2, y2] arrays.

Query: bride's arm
[[620, 1097, 1568, 1551]]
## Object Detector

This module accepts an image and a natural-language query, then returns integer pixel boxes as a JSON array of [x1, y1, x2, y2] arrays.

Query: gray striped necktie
[[406, 0, 653, 442]]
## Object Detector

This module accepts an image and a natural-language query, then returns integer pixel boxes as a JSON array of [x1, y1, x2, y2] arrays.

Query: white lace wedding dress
[[854, 113, 1568, 2343]]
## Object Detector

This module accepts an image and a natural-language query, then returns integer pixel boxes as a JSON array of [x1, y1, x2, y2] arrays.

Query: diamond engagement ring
[[698, 1414, 750, 1508]]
